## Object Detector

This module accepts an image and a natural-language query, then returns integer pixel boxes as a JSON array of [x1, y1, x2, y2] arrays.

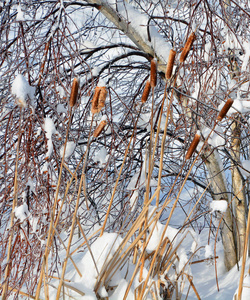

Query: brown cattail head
[[217, 98, 234, 121], [150, 58, 157, 87], [141, 80, 151, 103], [185, 132, 201, 160], [98, 86, 107, 109], [93, 120, 107, 138], [166, 49, 176, 79], [180, 32, 196, 63], [69, 78, 79, 107], [91, 87, 101, 114]]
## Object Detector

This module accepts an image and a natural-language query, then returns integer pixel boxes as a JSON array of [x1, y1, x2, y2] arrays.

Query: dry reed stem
[[166, 49, 176, 79], [141, 83, 157, 279], [183, 183, 210, 226], [138, 143, 206, 299], [2, 109, 23, 299], [237, 199, 250, 299], [150, 58, 157, 87], [217, 98, 234, 121], [43, 272, 49, 300], [185, 132, 201, 160], [93, 120, 107, 138], [70, 227, 102, 256], [100, 131, 135, 236], [91, 87, 101, 114], [95, 189, 161, 293], [185, 274, 201, 300], [180, 32, 196, 63], [55, 119, 94, 299], [59, 282, 86, 296], [98, 86, 107, 109], [52, 223, 82, 277], [38, 38, 51, 86], [55, 166, 86, 299], [35, 110, 74, 300], [156, 76, 178, 206], [1, 285, 41, 300], [69, 78, 79, 107], [76, 218, 99, 276], [141, 80, 151, 103]]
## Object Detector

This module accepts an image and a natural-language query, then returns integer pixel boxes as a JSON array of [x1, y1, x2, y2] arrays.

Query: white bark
[[231, 120, 246, 261], [84, 0, 171, 73], [203, 148, 237, 270]]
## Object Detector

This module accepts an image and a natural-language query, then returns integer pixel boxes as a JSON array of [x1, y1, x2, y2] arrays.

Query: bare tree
[[1, 0, 250, 298]]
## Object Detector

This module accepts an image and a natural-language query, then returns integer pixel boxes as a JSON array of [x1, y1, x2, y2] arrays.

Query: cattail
[[180, 32, 196, 63], [185, 132, 201, 160], [91, 87, 101, 114], [69, 78, 79, 107], [98, 86, 107, 109], [93, 120, 107, 138], [166, 49, 176, 79], [141, 80, 151, 103], [150, 58, 157, 87], [217, 98, 234, 121]]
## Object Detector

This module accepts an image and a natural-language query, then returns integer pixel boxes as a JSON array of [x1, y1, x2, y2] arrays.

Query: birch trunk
[[231, 119, 246, 261], [203, 147, 237, 270]]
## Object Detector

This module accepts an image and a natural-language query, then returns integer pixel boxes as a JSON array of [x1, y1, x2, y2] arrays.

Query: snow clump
[[60, 141, 76, 158], [210, 200, 228, 213], [11, 74, 35, 108]]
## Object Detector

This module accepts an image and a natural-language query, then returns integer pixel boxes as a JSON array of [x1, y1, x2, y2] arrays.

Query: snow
[[72, 233, 123, 293], [56, 86, 66, 99], [146, 219, 178, 252], [93, 147, 107, 164], [80, 39, 96, 52], [109, 279, 134, 300], [44, 117, 58, 158], [27, 178, 35, 194], [130, 190, 138, 210], [106, 0, 171, 63], [202, 125, 225, 148], [60, 141, 76, 158], [92, 67, 100, 77], [241, 40, 250, 72], [205, 244, 213, 259], [210, 200, 228, 213], [11, 74, 35, 108], [57, 103, 67, 114], [240, 275, 250, 299], [16, 4, 25, 21], [97, 79, 106, 87], [14, 203, 29, 222]]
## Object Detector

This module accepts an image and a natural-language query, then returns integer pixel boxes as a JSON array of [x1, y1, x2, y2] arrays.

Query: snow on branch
[[84, 0, 171, 71]]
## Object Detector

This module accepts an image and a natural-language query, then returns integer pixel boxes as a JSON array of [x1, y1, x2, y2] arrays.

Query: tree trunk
[[231, 119, 246, 261], [203, 147, 237, 270]]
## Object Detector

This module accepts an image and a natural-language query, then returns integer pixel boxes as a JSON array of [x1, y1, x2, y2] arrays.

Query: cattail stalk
[[150, 58, 157, 87], [217, 98, 234, 121], [185, 132, 200, 160], [98, 86, 107, 109], [180, 32, 196, 63], [166, 49, 176, 79], [91, 87, 101, 114], [69, 78, 79, 107], [141, 80, 151, 103], [93, 120, 107, 138]]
